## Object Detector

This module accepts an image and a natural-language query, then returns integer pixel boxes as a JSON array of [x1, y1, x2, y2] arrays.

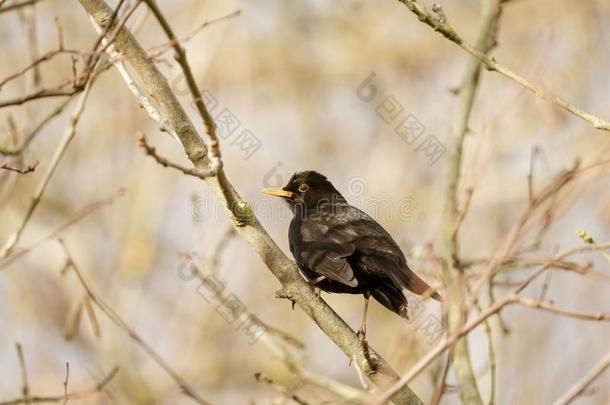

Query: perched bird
[[262, 170, 441, 340]]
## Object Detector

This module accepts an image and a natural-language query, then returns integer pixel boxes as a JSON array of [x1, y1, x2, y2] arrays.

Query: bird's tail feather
[[367, 255, 442, 301], [371, 281, 409, 319]]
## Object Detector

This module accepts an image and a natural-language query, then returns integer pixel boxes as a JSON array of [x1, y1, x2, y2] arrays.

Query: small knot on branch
[[231, 198, 253, 226], [275, 289, 296, 310]]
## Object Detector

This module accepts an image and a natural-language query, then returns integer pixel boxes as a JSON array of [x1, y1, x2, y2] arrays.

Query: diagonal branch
[[396, 0, 610, 131], [375, 241, 610, 404], [0, 77, 95, 258], [75, 0, 423, 403], [552, 350, 610, 405], [58, 240, 209, 405]]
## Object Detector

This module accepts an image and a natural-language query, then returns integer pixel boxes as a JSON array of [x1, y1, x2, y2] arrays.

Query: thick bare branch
[[75, 0, 423, 403]]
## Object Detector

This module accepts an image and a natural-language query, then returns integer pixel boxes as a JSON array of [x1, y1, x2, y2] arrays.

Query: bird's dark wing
[[290, 207, 360, 287], [344, 206, 441, 299]]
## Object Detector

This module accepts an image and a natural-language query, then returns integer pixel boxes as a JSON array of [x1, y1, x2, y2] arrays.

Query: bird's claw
[[357, 328, 367, 344]]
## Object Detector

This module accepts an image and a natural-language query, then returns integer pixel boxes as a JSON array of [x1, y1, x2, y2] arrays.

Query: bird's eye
[[298, 183, 309, 193]]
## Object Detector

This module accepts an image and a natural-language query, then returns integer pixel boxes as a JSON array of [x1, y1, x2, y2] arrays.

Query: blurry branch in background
[[261, 326, 370, 402], [436, 0, 503, 404], [145, 9, 241, 61], [0, 18, 69, 90], [375, 241, 610, 404], [0, 188, 125, 270], [63, 363, 69, 404], [0, 159, 38, 174], [470, 157, 610, 299], [429, 356, 450, 405], [57, 239, 210, 405], [0, 15, 87, 109], [15, 343, 30, 403], [18, 2, 41, 92], [513, 296, 610, 321], [0, 366, 119, 405], [209, 226, 236, 270], [396, 0, 610, 131], [471, 299, 496, 405], [254, 373, 309, 405], [0, 80, 83, 108], [552, 350, 610, 405], [0, 0, 138, 109], [0, 0, 146, 257], [0, 78, 95, 258], [183, 253, 371, 403], [0, 99, 72, 156], [75, 0, 423, 403], [0, 0, 43, 15], [377, 1, 610, 400]]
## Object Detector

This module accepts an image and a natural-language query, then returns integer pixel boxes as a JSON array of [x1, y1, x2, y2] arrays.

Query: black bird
[[262, 171, 441, 340]]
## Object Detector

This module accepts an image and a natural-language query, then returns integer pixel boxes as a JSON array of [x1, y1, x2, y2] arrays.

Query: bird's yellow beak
[[261, 188, 295, 198]]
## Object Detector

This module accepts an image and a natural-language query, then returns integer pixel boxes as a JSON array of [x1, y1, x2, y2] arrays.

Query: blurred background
[[1, 0, 609, 403]]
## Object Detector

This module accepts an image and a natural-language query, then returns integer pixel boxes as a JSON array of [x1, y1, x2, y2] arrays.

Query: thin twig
[[62, 363, 69, 405], [0, 160, 38, 174], [58, 240, 210, 405], [210, 226, 237, 270], [1, 76, 96, 258], [514, 296, 610, 321], [396, 0, 610, 131], [375, 243, 610, 404], [430, 355, 450, 405], [142, 0, 235, 212], [141, 0, 221, 154], [254, 373, 309, 405], [15, 343, 30, 403], [0, 98, 72, 156], [137, 132, 221, 179], [473, 299, 497, 405], [552, 350, 610, 405], [0, 188, 125, 270], [146, 10, 241, 59], [0, 367, 118, 405], [0, 0, 42, 15]]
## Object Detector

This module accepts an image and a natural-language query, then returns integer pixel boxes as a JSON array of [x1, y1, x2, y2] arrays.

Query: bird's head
[[261, 170, 345, 212]]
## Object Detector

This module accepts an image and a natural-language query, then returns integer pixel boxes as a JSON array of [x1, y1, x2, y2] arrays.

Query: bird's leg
[[357, 291, 370, 342]]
